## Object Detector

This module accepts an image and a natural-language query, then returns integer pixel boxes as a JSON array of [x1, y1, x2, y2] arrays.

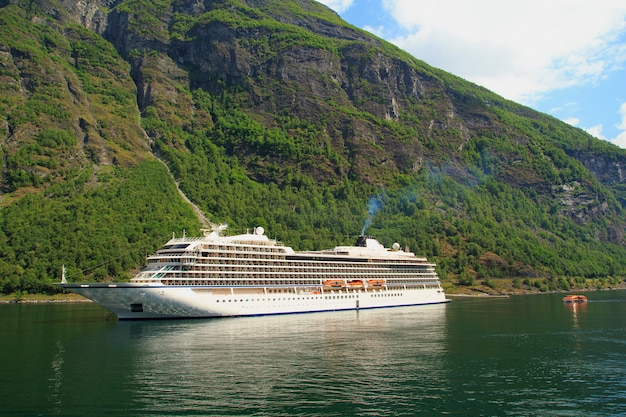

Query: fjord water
[[1, 291, 625, 416]]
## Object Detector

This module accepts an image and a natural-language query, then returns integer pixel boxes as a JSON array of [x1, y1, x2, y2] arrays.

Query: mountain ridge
[[1, 0, 626, 294]]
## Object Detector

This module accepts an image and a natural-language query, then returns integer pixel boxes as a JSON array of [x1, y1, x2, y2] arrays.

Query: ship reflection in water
[[120, 304, 448, 415]]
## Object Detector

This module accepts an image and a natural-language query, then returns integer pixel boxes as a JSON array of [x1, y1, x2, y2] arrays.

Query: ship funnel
[[355, 235, 384, 250]]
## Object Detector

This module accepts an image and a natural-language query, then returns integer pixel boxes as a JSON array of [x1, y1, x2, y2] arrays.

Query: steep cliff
[[101, 0, 626, 200]]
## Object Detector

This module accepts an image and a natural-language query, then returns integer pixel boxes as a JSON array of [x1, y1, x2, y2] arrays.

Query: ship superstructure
[[60, 226, 448, 319]]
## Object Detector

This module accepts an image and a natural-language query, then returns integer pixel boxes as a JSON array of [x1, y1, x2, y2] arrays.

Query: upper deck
[[150, 226, 432, 267]]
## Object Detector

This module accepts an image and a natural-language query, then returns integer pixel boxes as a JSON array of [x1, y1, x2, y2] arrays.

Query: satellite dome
[[254, 226, 265, 236], [392, 242, 400, 251]]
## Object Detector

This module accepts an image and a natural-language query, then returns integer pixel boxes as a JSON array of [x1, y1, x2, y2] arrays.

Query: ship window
[[130, 303, 143, 313]]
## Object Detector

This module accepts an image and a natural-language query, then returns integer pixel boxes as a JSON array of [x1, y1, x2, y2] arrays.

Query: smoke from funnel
[[361, 196, 383, 235]]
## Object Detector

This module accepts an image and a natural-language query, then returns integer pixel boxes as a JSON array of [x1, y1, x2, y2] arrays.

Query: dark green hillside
[[1, 0, 626, 295], [0, 161, 199, 293], [0, 4, 199, 294]]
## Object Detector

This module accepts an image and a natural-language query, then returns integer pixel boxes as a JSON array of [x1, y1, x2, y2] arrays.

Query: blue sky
[[318, 0, 626, 148]]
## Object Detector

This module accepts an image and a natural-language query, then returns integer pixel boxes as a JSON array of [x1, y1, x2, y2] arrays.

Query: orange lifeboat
[[563, 295, 587, 303], [322, 280, 345, 289], [367, 279, 385, 287], [348, 280, 364, 288]]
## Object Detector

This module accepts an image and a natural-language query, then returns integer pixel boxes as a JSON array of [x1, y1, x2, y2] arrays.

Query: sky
[[318, 0, 626, 148]]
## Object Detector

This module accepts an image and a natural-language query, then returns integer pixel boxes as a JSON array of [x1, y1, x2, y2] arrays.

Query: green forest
[[1, 0, 626, 296], [0, 161, 199, 294]]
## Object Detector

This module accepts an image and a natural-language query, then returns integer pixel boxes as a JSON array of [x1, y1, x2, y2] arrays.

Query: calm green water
[[1, 291, 625, 416]]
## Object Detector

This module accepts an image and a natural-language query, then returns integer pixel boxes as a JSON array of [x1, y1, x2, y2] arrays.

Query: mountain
[[1, 0, 625, 295]]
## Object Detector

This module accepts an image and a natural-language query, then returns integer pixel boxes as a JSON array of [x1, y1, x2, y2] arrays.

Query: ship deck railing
[[137, 265, 176, 280]]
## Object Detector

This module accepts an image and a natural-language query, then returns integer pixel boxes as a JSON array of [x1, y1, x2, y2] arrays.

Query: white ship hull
[[62, 284, 449, 320]]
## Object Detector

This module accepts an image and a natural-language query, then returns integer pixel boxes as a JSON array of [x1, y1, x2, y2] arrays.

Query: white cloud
[[566, 118, 608, 141], [617, 103, 626, 131], [379, 0, 626, 104], [570, 103, 626, 148], [363, 25, 386, 38], [613, 131, 626, 149], [586, 125, 606, 140], [612, 103, 626, 148], [317, 0, 355, 13], [564, 117, 580, 127]]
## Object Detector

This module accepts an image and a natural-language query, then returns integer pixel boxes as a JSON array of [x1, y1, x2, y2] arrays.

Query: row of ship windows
[[286, 286, 441, 292], [159, 280, 439, 286], [163, 245, 284, 253], [173, 264, 434, 272], [160, 252, 283, 260], [161, 268, 436, 277], [203, 246, 285, 253], [214, 293, 404, 303], [171, 273, 436, 281], [157, 254, 420, 264], [166, 273, 438, 281]]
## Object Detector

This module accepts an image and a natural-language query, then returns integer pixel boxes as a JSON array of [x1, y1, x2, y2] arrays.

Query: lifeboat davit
[[563, 295, 587, 303]]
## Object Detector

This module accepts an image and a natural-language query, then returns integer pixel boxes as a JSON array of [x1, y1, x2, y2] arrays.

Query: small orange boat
[[367, 279, 385, 287], [563, 295, 587, 303]]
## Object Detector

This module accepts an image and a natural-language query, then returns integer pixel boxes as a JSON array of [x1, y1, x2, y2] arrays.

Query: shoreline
[[0, 293, 92, 304]]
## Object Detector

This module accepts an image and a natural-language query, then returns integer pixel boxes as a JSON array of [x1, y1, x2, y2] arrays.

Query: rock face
[[60, 0, 110, 33], [40, 0, 620, 190], [3, 0, 626, 232], [569, 150, 626, 185]]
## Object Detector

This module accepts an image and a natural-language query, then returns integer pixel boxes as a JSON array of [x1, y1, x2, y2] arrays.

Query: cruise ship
[[60, 226, 449, 319]]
